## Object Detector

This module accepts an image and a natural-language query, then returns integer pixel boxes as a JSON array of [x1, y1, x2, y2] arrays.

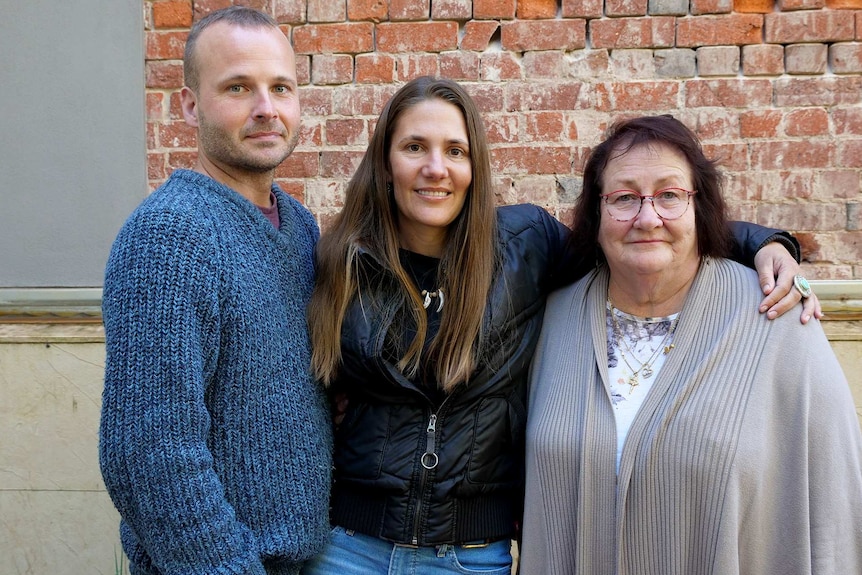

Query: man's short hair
[[183, 6, 281, 93]]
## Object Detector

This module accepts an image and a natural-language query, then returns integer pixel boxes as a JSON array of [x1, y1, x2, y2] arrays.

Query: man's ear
[[180, 86, 199, 128]]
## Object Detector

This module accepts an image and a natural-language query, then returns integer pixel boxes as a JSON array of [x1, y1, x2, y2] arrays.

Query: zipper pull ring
[[421, 414, 438, 469]]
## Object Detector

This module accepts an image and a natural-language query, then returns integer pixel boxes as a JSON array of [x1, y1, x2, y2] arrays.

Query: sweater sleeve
[[99, 209, 266, 575]]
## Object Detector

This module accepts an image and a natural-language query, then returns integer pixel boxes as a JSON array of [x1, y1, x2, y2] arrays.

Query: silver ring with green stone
[[793, 275, 812, 299]]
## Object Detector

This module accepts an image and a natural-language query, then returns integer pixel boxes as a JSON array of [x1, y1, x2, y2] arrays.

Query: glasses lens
[[605, 192, 641, 220], [654, 189, 687, 219]]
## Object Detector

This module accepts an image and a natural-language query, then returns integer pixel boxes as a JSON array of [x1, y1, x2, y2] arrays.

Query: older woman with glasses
[[520, 115, 862, 575]]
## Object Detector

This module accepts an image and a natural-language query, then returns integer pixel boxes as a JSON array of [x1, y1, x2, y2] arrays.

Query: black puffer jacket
[[330, 204, 569, 546], [328, 204, 796, 546]]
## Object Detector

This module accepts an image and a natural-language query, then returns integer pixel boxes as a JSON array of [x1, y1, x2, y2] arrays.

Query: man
[[99, 7, 332, 575]]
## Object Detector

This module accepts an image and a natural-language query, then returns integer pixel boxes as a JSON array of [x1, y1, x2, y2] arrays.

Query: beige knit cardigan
[[521, 258, 862, 575]]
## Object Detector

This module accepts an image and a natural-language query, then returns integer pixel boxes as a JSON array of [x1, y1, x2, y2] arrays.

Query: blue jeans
[[301, 526, 512, 575]]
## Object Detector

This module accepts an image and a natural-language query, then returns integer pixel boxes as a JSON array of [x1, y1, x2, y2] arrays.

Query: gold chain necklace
[[608, 300, 679, 393]]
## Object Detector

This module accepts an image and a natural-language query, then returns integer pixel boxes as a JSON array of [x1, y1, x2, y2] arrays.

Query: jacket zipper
[[411, 412, 439, 545]]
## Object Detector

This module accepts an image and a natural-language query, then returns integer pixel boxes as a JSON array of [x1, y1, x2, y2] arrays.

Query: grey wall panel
[[0, 0, 146, 287]]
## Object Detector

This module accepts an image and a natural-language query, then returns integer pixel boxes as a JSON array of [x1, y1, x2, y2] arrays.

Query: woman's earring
[[387, 182, 393, 194]]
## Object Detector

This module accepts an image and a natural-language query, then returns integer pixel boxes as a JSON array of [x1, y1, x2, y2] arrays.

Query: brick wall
[[144, 0, 862, 278]]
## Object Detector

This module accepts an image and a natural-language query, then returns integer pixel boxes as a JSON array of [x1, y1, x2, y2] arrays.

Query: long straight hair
[[309, 77, 499, 392]]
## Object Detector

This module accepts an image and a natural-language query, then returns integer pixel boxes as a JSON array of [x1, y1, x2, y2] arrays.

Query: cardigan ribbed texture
[[521, 258, 862, 575], [99, 170, 333, 575]]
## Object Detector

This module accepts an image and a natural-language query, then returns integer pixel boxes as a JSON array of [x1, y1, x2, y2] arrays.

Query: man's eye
[[228, 85, 244, 93]]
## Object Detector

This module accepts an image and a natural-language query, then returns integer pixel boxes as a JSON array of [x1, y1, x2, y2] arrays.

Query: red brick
[[785, 43, 828, 75], [774, 76, 862, 106], [524, 112, 566, 141], [741, 44, 785, 76], [606, 0, 648, 16], [463, 83, 506, 112], [508, 81, 589, 111], [785, 108, 830, 136], [595, 81, 680, 112], [296, 54, 311, 85], [169, 91, 184, 120], [750, 140, 834, 170], [440, 51, 481, 80], [779, 0, 826, 8], [152, 1, 193, 28], [684, 79, 773, 107], [858, 11, 862, 40], [474, 0, 517, 19], [432, 0, 472, 18], [307, 0, 345, 22], [830, 42, 862, 74], [501, 20, 586, 51], [491, 146, 571, 174], [461, 21, 500, 51], [347, 0, 387, 21], [839, 139, 862, 167], [677, 14, 763, 47], [690, 0, 733, 14], [681, 108, 737, 140], [390, 0, 429, 20], [274, 0, 306, 24], [591, 17, 674, 49], [733, 0, 773, 12], [480, 52, 522, 81], [148, 152, 169, 181], [332, 85, 398, 115], [149, 121, 159, 150], [814, 170, 861, 199], [755, 203, 845, 233], [608, 50, 657, 79], [324, 119, 366, 146], [300, 87, 335, 115], [764, 11, 854, 43], [192, 0, 233, 21], [166, 150, 197, 171], [355, 53, 396, 83], [276, 180, 307, 204], [310, 54, 353, 85], [276, 151, 320, 178], [697, 46, 740, 76], [146, 92, 164, 122], [395, 54, 440, 81], [517, 0, 558, 19], [523, 51, 567, 79], [562, 0, 604, 17], [146, 61, 184, 89], [833, 107, 862, 135], [146, 31, 187, 60], [298, 122, 323, 147], [484, 114, 520, 144], [570, 50, 611, 77], [377, 22, 458, 52], [159, 120, 196, 149], [739, 110, 782, 137], [321, 150, 365, 178], [293, 23, 374, 54]]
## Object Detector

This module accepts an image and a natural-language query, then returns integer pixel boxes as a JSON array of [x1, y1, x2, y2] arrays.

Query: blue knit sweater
[[99, 170, 333, 575]]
